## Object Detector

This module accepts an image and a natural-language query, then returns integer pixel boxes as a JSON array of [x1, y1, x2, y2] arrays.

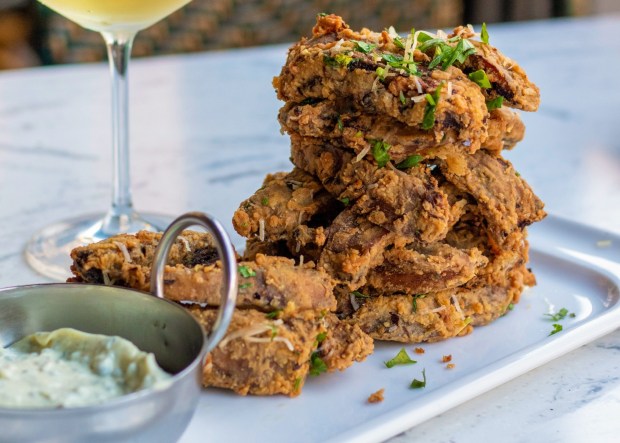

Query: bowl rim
[[0, 282, 208, 415]]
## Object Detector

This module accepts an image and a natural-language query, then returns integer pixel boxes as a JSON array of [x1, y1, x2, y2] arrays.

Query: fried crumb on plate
[[414, 347, 425, 354], [442, 354, 452, 363], [368, 388, 385, 404]]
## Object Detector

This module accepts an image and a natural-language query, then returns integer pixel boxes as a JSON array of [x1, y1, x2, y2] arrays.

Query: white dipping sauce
[[0, 328, 171, 409]]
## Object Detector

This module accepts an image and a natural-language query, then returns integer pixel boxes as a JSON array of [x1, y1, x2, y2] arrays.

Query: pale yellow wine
[[39, 0, 191, 33]]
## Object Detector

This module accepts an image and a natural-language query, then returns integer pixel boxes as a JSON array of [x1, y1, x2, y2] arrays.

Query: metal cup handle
[[150, 212, 238, 356]]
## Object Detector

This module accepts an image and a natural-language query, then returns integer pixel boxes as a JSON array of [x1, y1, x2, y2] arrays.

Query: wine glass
[[26, 0, 192, 280]]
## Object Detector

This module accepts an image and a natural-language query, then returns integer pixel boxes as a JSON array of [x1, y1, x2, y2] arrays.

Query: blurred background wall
[[1, 0, 619, 70]]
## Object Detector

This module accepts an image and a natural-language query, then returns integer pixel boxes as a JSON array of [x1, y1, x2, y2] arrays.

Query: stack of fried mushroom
[[69, 14, 545, 397], [233, 14, 545, 343]]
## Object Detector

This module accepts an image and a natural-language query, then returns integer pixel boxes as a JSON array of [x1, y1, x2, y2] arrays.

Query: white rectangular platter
[[179, 215, 620, 443]]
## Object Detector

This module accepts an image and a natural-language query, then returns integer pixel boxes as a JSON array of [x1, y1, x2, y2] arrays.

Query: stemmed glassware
[[26, 0, 192, 280]]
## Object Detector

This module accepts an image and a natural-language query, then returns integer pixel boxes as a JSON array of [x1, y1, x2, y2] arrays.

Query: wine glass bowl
[[27, 0, 193, 280]]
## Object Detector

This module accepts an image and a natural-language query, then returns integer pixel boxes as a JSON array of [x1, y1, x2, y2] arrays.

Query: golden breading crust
[[278, 101, 526, 159], [69, 231, 374, 396]]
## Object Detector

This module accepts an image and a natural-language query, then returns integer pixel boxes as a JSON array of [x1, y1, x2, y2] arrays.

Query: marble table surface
[[0, 14, 619, 443]]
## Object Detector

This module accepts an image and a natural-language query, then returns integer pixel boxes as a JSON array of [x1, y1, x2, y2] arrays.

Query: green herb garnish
[[399, 90, 407, 105], [545, 308, 569, 322], [549, 323, 563, 336], [486, 96, 504, 111], [353, 40, 376, 54], [317, 12, 328, 18], [323, 53, 353, 68], [396, 154, 423, 169], [481, 22, 489, 44], [238, 282, 252, 290], [381, 53, 417, 75], [309, 352, 328, 376], [337, 116, 344, 131], [384, 348, 417, 368], [340, 197, 350, 206], [410, 369, 427, 388], [293, 377, 302, 391], [316, 332, 327, 344], [422, 83, 443, 130], [375, 66, 387, 81], [371, 139, 391, 168], [261, 197, 269, 206], [423, 37, 476, 71], [266, 310, 281, 319], [468, 69, 492, 89], [412, 294, 427, 313], [238, 265, 256, 278], [351, 290, 370, 298]]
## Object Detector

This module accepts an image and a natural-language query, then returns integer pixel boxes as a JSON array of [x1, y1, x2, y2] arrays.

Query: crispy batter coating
[[290, 135, 454, 242], [68, 231, 373, 396], [279, 101, 525, 158], [274, 16, 490, 150]]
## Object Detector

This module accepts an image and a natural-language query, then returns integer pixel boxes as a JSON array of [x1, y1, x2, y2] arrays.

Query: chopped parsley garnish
[[317, 12, 328, 17], [399, 90, 407, 105], [337, 115, 344, 131], [353, 40, 376, 54], [238, 282, 252, 290], [309, 352, 327, 376], [422, 37, 476, 71], [549, 323, 563, 336], [410, 369, 427, 389], [355, 131, 363, 137], [481, 22, 489, 44], [316, 332, 327, 344], [340, 197, 350, 206], [375, 66, 387, 81], [261, 197, 269, 206], [544, 307, 569, 322], [387, 26, 405, 49], [265, 309, 281, 319], [515, 171, 521, 177], [412, 294, 427, 313], [508, 303, 515, 310], [293, 377, 302, 391], [323, 53, 353, 68], [371, 139, 391, 168], [422, 83, 443, 130], [351, 290, 370, 298], [396, 154, 423, 169], [468, 69, 492, 89], [384, 348, 417, 368], [238, 265, 256, 278], [486, 96, 504, 111], [570, 312, 576, 318], [381, 53, 418, 76]]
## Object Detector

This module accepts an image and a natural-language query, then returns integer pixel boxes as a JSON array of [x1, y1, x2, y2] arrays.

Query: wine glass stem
[[101, 31, 137, 235]]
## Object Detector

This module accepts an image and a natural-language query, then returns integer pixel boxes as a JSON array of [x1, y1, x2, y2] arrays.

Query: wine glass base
[[24, 213, 173, 282]]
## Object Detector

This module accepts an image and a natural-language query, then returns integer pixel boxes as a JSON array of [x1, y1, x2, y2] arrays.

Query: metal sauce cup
[[0, 212, 237, 443]]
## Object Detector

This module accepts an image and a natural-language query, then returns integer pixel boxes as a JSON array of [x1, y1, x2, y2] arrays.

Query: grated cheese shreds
[[102, 270, 111, 286], [447, 81, 453, 96], [354, 145, 371, 163], [113, 241, 132, 263], [413, 76, 423, 94], [178, 236, 191, 252], [219, 320, 293, 351], [245, 336, 295, 352], [451, 294, 464, 320], [411, 94, 427, 103], [367, 183, 379, 190], [259, 218, 265, 242], [430, 305, 446, 313], [350, 293, 360, 311], [299, 255, 304, 267]]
